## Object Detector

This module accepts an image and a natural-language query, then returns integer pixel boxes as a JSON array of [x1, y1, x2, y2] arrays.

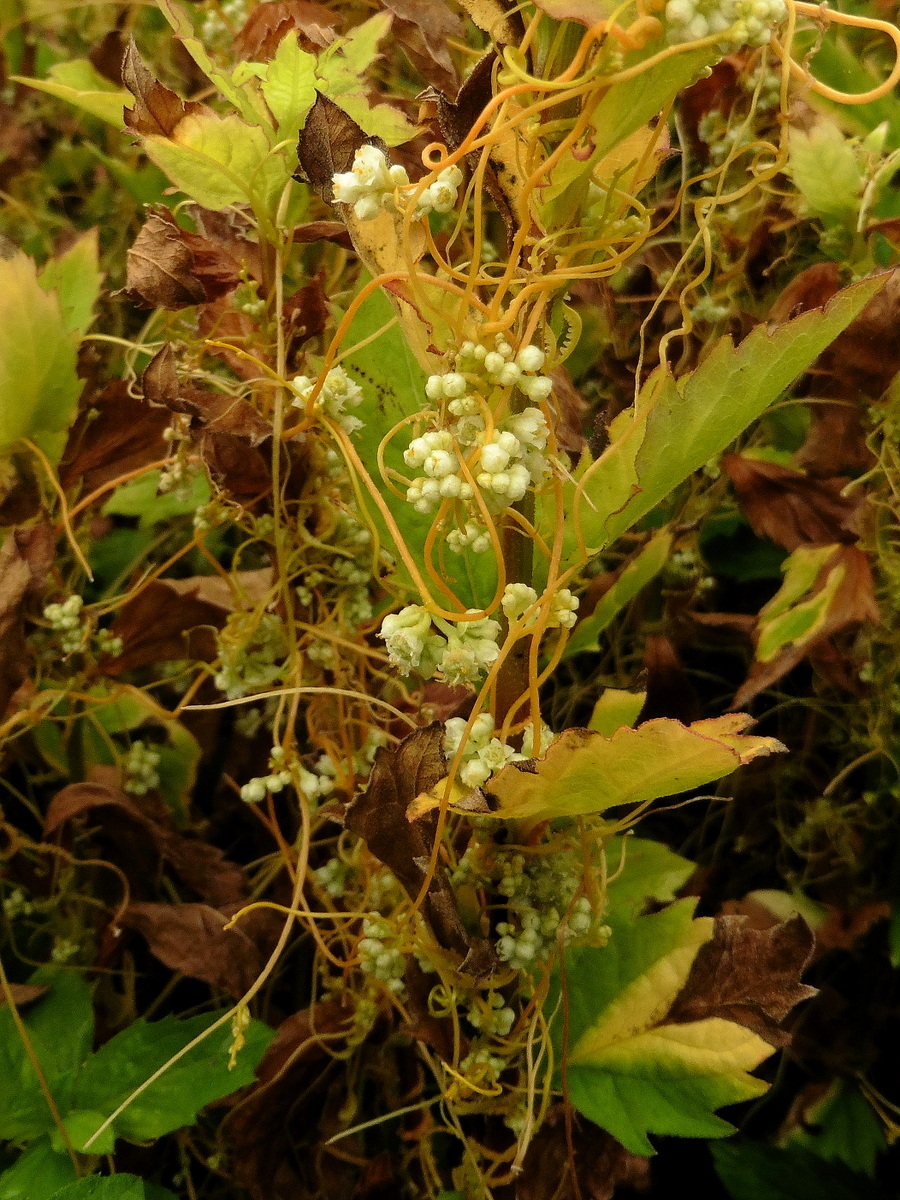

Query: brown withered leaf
[[345, 724, 496, 973], [549, 365, 588, 456], [227, 1000, 352, 1199], [733, 543, 878, 707], [292, 219, 354, 248], [45, 776, 249, 906], [104, 578, 225, 674], [59, 381, 170, 493], [516, 1106, 651, 1200], [768, 261, 840, 324], [234, 0, 340, 60], [383, 0, 462, 93], [122, 902, 263, 998], [122, 37, 207, 137], [0, 983, 49, 1008], [121, 209, 242, 310], [283, 276, 329, 351], [295, 93, 376, 203], [0, 524, 53, 717], [723, 454, 863, 552], [667, 914, 816, 1048], [141, 344, 271, 444], [89, 28, 126, 85]]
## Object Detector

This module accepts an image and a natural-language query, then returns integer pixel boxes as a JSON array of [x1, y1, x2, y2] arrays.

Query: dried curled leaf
[[121, 209, 242, 310], [486, 715, 785, 822], [294, 91, 377, 203], [122, 37, 205, 137]]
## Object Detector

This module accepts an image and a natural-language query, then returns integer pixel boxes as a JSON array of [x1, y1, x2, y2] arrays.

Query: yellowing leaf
[[0, 251, 83, 463], [12, 60, 128, 126], [587, 688, 647, 737], [756, 550, 845, 663], [487, 716, 784, 822], [38, 229, 103, 338], [788, 122, 864, 225], [143, 111, 290, 212], [260, 32, 318, 139]]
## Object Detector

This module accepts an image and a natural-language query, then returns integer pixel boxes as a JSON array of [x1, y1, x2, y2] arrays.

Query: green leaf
[[564, 529, 672, 658], [71, 1012, 273, 1142], [102, 468, 210, 528], [51, 1111, 115, 1157], [0, 251, 84, 463], [790, 1080, 887, 1178], [11, 61, 128, 126], [0, 970, 93, 1141], [604, 835, 696, 919], [340, 285, 495, 610], [755, 545, 843, 662], [49, 1178, 177, 1200], [788, 123, 864, 225], [260, 31, 317, 140], [0, 1138, 77, 1200], [487, 715, 784, 822], [711, 1140, 888, 1200], [553, 902, 771, 1154], [38, 230, 103, 338], [552, 275, 886, 572], [142, 111, 290, 213]]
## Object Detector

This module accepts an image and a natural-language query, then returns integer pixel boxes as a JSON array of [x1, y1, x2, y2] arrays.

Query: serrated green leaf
[[487, 715, 783, 822], [12, 61, 128, 126], [38, 230, 102, 338], [49, 1178, 177, 1200], [564, 529, 672, 658], [142, 112, 290, 212], [71, 1012, 273, 1141], [552, 903, 772, 1154], [551, 275, 886, 574], [790, 1080, 887, 1178], [788, 123, 864, 225], [0, 1137, 77, 1200], [102, 468, 210, 527], [0, 970, 93, 1141], [260, 32, 317, 140], [0, 251, 84, 463]]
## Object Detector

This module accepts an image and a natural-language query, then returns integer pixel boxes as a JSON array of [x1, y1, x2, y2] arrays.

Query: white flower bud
[[479, 442, 510, 474], [442, 372, 468, 398], [516, 344, 545, 372], [483, 351, 505, 376]]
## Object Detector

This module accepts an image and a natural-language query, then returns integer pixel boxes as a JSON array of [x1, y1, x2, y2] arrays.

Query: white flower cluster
[[443, 713, 556, 791], [239, 745, 293, 803], [43, 596, 86, 654], [214, 612, 285, 700], [501, 582, 580, 630], [495, 851, 605, 970], [404, 338, 553, 540], [313, 856, 350, 898], [467, 991, 516, 1037], [332, 144, 463, 223], [3, 888, 33, 920], [296, 513, 374, 630], [123, 740, 161, 796], [665, 0, 787, 47], [379, 605, 501, 686], [291, 366, 364, 435], [358, 916, 407, 995]]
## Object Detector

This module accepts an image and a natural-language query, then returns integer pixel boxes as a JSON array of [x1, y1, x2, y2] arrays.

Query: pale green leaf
[[564, 529, 672, 658], [142, 112, 289, 211], [49, 1178, 177, 1199], [102, 468, 210, 527], [788, 123, 864, 225], [587, 688, 646, 737], [0, 251, 83, 463], [756, 555, 844, 662], [552, 274, 885, 571], [487, 715, 784, 822], [260, 31, 317, 139], [38, 229, 102, 338], [760, 544, 837, 620], [12, 60, 127, 126]]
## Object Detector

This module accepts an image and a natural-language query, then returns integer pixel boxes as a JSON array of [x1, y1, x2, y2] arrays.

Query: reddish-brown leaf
[[122, 37, 207, 136], [291, 219, 354, 248], [515, 1106, 651, 1200], [59, 380, 170, 493], [120, 209, 243, 310], [234, 0, 340, 59], [122, 901, 263, 998], [295, 93, 375, 203], [141, 344, 271, 444], [105, 579, 225, 674], [0, 524, 53, 717], [283, 276, 329, 353], [345, 725, 496, 974], [667, 914, 816, 1048], [722, 454, 863, 552], [0, 983, 48, 1009], [383, 0, 462, 93], [89, 28, 126, 86]]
